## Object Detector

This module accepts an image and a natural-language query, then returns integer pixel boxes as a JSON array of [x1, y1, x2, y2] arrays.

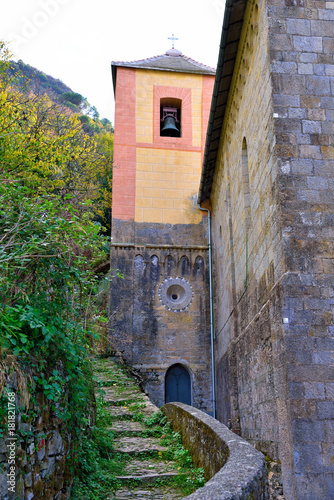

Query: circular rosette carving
[[158, 277, 193, 311]]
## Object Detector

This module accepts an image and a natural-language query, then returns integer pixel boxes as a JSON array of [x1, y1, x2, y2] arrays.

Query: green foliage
[[61, 91, 85, 107], [3, 51, 114, 231], [158, 424, 206, 492], [0, 41, 110, 466], [78, 114, 101, 135], [100, 118, 113, 132], [70, 388, 123, 499], [144, 410, 167, 427]]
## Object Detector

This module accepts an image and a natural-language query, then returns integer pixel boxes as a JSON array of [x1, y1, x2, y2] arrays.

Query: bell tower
[[110, 47, 215, 413]]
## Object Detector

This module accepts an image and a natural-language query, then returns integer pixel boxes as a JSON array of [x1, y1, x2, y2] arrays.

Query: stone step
[[102, 396, 145, 405], [105, 402, 157, 418], [116, 472, 179, 484], [99, 391, 144, 402], [122, 458, 176, 476], [96, 374, 132, 380], [105, 406, 134, 419], [113, 437, 168, 454], [100, 386, 143, 395], [90, 357, 193, 500], [97, 383, 141, 391], [108, 486, 184, 499], [109, 421, 146, 434], [94, 373, 134, 383]]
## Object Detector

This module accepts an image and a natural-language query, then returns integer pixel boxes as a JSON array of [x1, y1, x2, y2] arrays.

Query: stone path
[[88, 357, 285, 500], [93, 357, 198, 499]]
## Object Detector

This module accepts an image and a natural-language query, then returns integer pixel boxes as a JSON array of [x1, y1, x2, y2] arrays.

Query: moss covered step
[[70, 356, 205, 499], [104, 401, 157, 416], [122, 458, 176, 475], [109, 486, 185, 499], [113, 436, 168, 454], [109, 421, 146, 434], [116, 472, 180, 484], [100, 388, 144, 401]]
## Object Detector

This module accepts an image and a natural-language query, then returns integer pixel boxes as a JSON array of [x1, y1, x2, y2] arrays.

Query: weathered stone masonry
[[199, 0, 334, 498], [269, 0, 334, 498], [110, 219, 213, 412], [110, 2, 334, 497], [0, 363, 75, 500]]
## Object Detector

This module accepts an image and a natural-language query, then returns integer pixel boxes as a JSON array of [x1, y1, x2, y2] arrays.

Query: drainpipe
[[198, 204, 216, 419]]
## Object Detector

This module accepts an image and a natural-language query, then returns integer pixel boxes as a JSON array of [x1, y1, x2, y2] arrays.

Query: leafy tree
[[89, 105, 99, 121], [7, 59, 72, 99], [78, 113, 101, 136], [0, 75, 113, 229], [61, 91, 85, 107], [101, 117, 114, 133], [0, 42, 113, 461]]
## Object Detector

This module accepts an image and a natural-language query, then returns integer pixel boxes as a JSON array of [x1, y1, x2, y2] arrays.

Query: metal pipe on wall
[[198, 204, 216, 419]]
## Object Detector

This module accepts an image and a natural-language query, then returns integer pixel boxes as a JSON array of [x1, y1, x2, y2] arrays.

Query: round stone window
[[158, 277, 193, 311]]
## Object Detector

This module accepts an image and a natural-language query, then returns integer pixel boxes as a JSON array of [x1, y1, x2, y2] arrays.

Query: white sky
[[1, 0, 225, 123]]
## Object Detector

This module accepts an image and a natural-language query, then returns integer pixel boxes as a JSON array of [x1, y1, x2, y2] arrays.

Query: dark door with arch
[[165, 364, 191, 405]]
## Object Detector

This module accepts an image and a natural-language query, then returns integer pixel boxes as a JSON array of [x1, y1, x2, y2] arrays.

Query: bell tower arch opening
[[165, 363, 191, 405], [160, 97, 181, 137]]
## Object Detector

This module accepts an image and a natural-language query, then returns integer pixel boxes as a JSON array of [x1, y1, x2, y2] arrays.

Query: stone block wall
[[0, 362, 75, 500], [268, 0, 334, 497], [210, 0, 295, 495], [109, 219, 213, 413], [210, 0, 334, 497], [211, 0, 289, 453]]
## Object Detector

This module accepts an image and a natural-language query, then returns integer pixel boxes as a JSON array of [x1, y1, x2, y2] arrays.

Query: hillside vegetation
[[0, 41, 114, 496]]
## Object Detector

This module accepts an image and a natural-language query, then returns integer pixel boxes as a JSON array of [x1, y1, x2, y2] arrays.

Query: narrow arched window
[[242, 138, 251, 232]]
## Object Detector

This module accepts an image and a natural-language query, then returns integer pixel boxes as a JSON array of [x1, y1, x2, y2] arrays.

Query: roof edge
[[111, 52, 215, 98], [198, 0, 248, 204]]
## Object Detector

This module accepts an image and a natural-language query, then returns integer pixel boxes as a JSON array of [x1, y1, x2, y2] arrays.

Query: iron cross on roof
[[168, 34, 179, 49]]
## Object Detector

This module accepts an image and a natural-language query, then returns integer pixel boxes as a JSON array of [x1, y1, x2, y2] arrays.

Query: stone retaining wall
[[0, 360, 79, 500], [162, 402, 268, 500]]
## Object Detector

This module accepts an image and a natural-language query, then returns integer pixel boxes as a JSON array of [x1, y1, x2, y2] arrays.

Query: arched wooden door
[[165, 364, 191, 405]]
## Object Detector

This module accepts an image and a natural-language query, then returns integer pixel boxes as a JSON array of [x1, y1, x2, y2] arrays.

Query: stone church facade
[[110, 0, 334, 498]]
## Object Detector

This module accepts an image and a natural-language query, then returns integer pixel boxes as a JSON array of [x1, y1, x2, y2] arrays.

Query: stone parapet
[[162, 402, 268, 500]]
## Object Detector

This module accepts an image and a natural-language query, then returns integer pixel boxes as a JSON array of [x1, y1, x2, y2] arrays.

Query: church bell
[[161, 107, 180, 137]]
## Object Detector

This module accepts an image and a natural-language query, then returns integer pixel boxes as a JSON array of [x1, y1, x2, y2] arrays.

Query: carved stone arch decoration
[[193, 256, 205, 280], [158, 277, 193, 312], [165, 254, 176, 276], [134, 254, 146, 277], [151, 254, 159, 266], [150, 254, 160, 280], [179, 255, 190, 276]]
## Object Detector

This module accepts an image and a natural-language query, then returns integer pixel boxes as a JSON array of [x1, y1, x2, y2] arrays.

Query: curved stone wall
[[162, 402, 268, 500]]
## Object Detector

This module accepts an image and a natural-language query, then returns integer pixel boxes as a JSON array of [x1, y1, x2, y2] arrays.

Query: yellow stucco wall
[[135, 148, 202, 224], [135, 70, 205, 225]]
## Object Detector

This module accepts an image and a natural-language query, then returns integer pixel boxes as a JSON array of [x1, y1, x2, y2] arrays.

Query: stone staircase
[[92, 356, 201, 499]]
